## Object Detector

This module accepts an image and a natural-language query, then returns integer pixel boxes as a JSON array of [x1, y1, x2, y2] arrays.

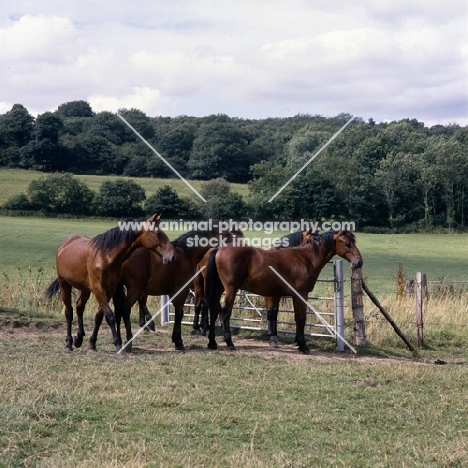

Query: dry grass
[[2, 270, 468, 357]]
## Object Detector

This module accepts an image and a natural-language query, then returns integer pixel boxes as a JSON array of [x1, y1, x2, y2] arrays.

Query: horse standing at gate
[[192, 228, 315, 336], [112, 224, 238, 351], [205, 230, 362, 354], [45, 213, 176, 355], [191, 227, 246, 335]]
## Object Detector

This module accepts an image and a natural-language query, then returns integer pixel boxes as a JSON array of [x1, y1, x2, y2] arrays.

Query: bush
[[27, 173, 94, 215], [144, 185, 201, 219], [198, 178, 247, 219], [2, 193, 34, 211], [92, 179, 146, 218]]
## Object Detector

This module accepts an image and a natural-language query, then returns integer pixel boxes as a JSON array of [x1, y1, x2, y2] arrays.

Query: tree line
[[0, 100, 467, 231]]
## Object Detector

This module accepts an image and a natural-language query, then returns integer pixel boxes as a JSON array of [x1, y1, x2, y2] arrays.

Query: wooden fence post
[[415, 272, 426, 349], [351, 267, 366, 346]]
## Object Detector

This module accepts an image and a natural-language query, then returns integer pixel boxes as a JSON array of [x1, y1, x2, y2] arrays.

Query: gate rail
[[161, 259, 349, 351]]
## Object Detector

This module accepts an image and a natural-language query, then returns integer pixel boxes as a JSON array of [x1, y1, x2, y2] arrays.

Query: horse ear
[[307, 227, 313, 234], [147, 212, 162, 224]]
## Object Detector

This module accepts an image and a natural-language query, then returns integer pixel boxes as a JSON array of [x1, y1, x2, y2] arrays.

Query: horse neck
[[305, 242, 336, 272], [182, 233, 225, 264], [189, 245, 216, 265], [104, 236, 144, 268]]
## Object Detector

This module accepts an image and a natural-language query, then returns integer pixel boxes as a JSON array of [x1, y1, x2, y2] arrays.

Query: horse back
[[56, 235, 92, 290], [217, 245, 312, 297]]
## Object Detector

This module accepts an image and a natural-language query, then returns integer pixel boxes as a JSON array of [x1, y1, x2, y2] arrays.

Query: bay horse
[[191, 228, 315, 336], [45, 213, 176, 355], [205, 230, 362, 354], [112, 223, 238, 351]]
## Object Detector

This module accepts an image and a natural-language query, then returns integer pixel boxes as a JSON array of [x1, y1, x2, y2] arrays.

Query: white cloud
[[89, 86, 169, 115], [0, 14, 78, 62], [0, 1, 466, 125]]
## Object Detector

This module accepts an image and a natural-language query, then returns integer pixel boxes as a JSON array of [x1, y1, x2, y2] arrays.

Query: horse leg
[[138, 294, 154, 332], [220, 288, 237, 350], [192, 302, 202, 334], [207, 297, 220, 350], [88, 309, 104, 352], [293, 298, 310, 354], [103, 304, 124, 355], [192, 268, 203, 334], [59, 280, 74, 352], [74, 290, 90, 348], [113, 281, 133, 353], [200, 299, 210, 336], [171, 297, 186, 351], [266, 305, 279, 348]]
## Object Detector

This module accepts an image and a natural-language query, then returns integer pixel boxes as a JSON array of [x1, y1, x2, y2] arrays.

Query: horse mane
[[229, 228, 244, 238], [173, 229, 214, 253], [308, 230, 356, 252], [278, 231, 304, 249], [90, 225, 138, 252]]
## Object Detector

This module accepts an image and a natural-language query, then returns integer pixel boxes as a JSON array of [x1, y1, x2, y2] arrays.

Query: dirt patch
[[0, 314, 64, 338], [130, 330, 428, 366], [0, 312, 443, 366]]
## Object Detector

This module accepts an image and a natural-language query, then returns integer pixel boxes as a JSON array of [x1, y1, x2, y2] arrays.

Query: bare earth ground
[[0, 310, 444, 367]]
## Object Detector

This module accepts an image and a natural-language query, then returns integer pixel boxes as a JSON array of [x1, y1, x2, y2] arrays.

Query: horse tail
[[45, 278, 61, 299], [205, 248, 220, 310]]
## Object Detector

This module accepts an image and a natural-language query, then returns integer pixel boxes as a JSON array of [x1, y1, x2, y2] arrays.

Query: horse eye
[[345, 242, 351, 248]]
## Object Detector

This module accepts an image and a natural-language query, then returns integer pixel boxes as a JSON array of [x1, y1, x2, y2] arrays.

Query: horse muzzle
[[162, 254, 176, 265], [351, 258, 363, 269]]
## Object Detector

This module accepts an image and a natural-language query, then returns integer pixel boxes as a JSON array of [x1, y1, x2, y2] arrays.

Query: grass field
[[0, 214, 467, 290], [1, 173, 468, 466], [0, 167, 249, 206], [1, 323, 468, 468]]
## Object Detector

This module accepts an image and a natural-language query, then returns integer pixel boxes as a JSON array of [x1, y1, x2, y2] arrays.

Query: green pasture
[[0, 189, 468, 466], [0, 167, 249, 206], [1, 324, 468, 467], [0, 215, 467, 294]]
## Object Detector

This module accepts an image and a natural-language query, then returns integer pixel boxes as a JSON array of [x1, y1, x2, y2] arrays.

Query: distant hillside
[[0, 168, 248, 207]]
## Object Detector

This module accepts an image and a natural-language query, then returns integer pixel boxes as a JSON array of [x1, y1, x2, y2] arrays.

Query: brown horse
[[45, 213, 176, 355], [112, 223, 238, 351], [192, 228, 314, 335], [205, 230, 362, 354]]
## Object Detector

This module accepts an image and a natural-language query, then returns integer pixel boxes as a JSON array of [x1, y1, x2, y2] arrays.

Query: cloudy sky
[[0, 0, 467, 126]]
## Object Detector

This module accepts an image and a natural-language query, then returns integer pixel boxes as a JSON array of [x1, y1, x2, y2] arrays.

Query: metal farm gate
[[160, 260, 350, 352]]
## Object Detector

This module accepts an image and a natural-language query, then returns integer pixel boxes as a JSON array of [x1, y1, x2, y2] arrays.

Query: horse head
[[301, 227, 317, 244], [140, 213, 176, 264], [334, 230, 363, 269]]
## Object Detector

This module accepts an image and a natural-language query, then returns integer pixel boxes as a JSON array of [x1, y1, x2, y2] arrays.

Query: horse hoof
[[207, 341, 218, 350], [64, 346, 73, 353], [175, 342, 186, 351], [148, 323, 156, 332], [299, 347, 311, 355], [74, 337, 83, 348], [88, 347, 97, 353], [116, 349, 126, 358], [269, 341, 278, 348], [225, 339, 236, 350], [123, 340, 133, 353]]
